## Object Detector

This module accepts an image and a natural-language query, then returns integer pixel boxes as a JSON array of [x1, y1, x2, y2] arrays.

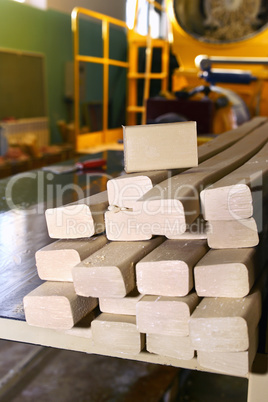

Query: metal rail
[[127, 0, 170, 125], [71, 2, 170, 150], [71, 7, 128, 152], [196, 55, 268, 71]]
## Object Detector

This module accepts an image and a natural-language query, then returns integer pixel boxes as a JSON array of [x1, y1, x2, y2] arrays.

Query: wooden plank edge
[[0, 317, 248, 378]]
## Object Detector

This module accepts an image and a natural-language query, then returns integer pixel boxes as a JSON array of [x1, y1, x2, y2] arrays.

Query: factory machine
[[147, 0, 268, 134]]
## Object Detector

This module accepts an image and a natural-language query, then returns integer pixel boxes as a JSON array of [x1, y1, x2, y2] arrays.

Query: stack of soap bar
[[107, 170, 179, 208], [72, 237, 165, 298], [36, 235, 108, 281], [22, 118, 268, 365], [197, 116, 267, 162], [136, 240, 208, 297], [45, 191, 108, 239], [197, 329, 258, 376], [105, 207, 152, 241], [99, 289, 143, 316], [207, 219, 259, 249], [133, 121, 268, 238], [201, 141, 268, 249], [107, 118, 267, 241], [147, 333, 195, 361], [136, 293, 199, 361], [201, 142, 268, 221], [23, 282, 98, 330], [123, 121, 198, 172], [194, 248, 258, 298], [136, 293, 200, 336], [91, 313, 145, 355], [189, 278, 262, 352]]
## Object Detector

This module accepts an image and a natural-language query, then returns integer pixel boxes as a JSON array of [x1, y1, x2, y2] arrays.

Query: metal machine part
[[0, 129, 8, 157], [147, 84, 250, 134], [174, 0, 268, 42]]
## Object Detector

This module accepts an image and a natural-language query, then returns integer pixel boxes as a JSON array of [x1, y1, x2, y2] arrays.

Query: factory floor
[[0, 339, 248, 402]]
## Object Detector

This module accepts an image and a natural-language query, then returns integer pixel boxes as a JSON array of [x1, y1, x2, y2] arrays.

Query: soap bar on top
[[123, 121, 198, 173]]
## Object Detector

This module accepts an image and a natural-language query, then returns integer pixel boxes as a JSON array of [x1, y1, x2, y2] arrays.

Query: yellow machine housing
[[166, 0, 268, 129]]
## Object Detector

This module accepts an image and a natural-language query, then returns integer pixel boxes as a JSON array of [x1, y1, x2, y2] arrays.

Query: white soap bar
[[123, 122, 198, 172]]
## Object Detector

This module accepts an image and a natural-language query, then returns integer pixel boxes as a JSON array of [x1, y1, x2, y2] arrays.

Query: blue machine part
[[201, 68, 257, 85], [0, 128, 8, 156]]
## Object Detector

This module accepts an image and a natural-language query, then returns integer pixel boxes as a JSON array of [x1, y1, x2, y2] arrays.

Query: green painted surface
[[0, 51, 46, 120], [79, 18, 127, 128], [0, 0, 127, 143]]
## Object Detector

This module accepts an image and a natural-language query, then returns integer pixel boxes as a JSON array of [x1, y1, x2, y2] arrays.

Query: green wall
[[0, 0, 127, 143]]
